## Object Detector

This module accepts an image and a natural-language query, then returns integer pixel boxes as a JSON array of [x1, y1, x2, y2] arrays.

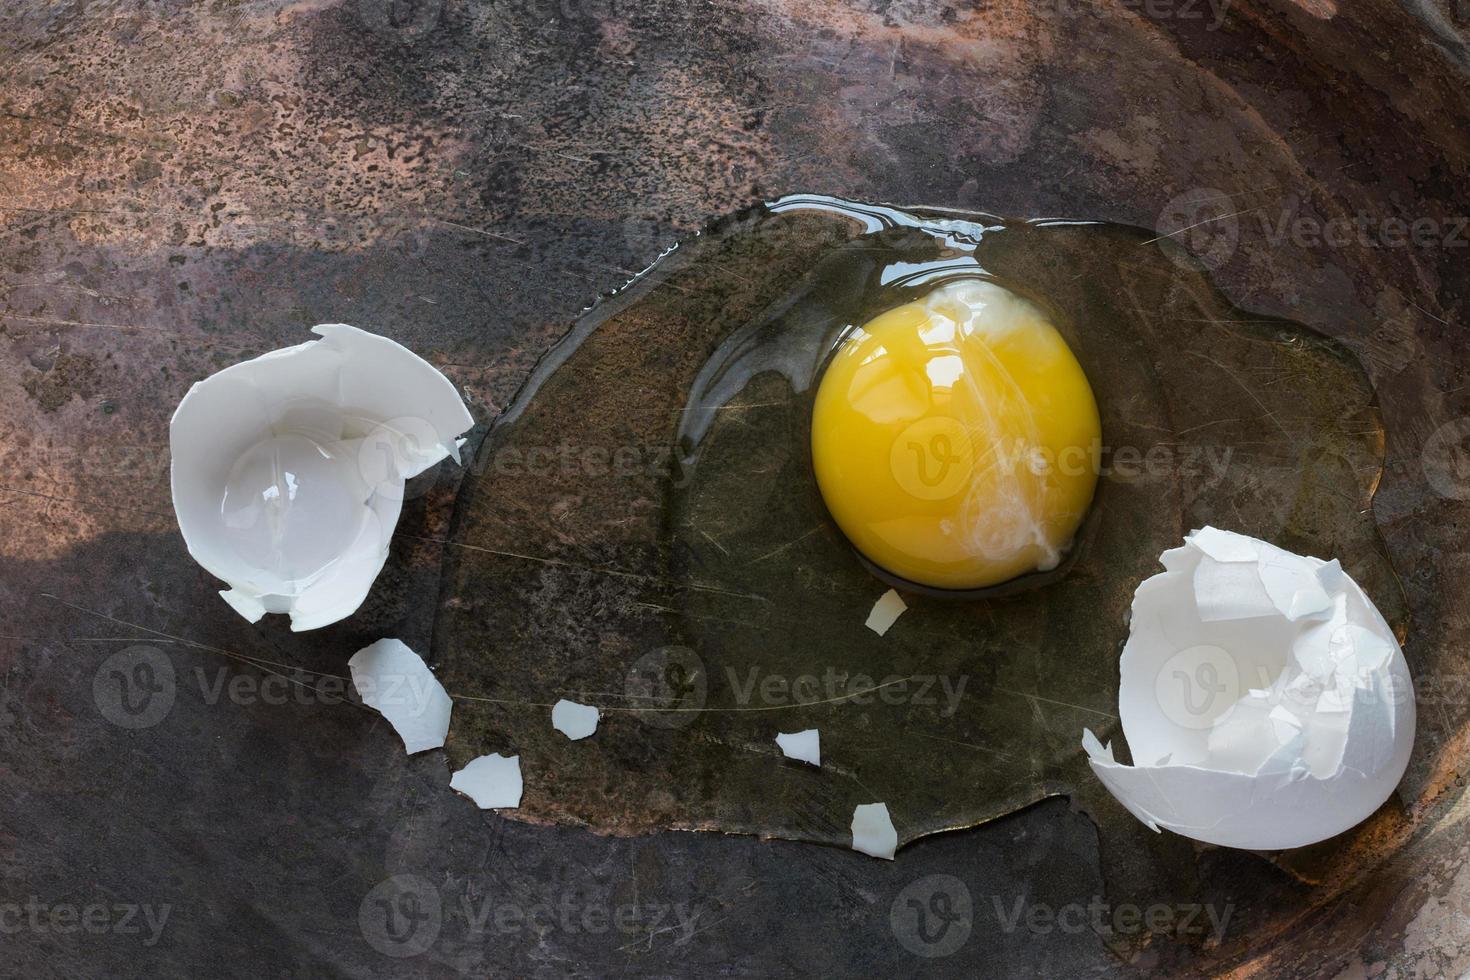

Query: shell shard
[[551, 699, 601, 740], [851, 802, 898, 860], [450, 754, 524, 810], [864, 589, 908, 636], [775, 729, 821, 766], [348, 638, 453, 755]]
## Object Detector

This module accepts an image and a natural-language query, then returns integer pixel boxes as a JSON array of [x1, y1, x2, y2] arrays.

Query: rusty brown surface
[[2, 1, 1469, 976]]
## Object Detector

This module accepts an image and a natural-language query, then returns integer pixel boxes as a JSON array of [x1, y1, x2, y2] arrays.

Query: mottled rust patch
[[21, 347, 101, 411]]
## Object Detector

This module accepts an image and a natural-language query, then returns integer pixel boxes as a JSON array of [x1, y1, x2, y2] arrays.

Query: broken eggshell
[[450, 753, 524, 809], [775, 729, 821, 766], [551, 699, 600, 740], [864, 589, 907, 637], [851, 802, 897, 860], [1083, 527, 1415, 850], [348, 638, 453, 755], [170, 324, 474, 630]]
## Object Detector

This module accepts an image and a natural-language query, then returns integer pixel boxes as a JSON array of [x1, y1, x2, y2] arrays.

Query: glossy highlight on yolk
[[811, 279, 1101, 591]]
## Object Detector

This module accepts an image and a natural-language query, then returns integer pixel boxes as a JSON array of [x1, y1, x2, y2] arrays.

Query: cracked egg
[[170, 324, 473, 631], [432, 195, 1405, 869]]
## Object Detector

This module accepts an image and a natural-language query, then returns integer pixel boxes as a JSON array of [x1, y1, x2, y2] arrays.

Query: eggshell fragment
[[450, 754, 523, 809], [348, 638, 453, 754], [865, 589, 907, 636], [551, 699, 600, 740], [1083, 527, 1415, 850], [170, 323, 474, 631], [775, 729, 821, 766], [851, 802, 897, 860]]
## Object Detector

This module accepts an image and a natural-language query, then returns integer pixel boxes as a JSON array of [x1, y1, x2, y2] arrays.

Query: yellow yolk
[[811, 279, 1101, 590]]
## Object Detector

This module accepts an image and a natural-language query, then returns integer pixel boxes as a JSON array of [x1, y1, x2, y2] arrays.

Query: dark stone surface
[[2, 1, 1469, 976]]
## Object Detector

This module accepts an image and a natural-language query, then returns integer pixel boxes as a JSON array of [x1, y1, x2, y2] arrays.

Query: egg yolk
[[811, 279, 1101, 590]]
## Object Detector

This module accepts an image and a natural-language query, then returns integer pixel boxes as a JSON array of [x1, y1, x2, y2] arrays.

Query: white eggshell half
[[551, 699, 600, 740], [170, 323, 473, 631], [1083, 526, 1415, 850], [775, 729, 820, 766], [450, 754, 523, 809], [348, 638, 453, 755]]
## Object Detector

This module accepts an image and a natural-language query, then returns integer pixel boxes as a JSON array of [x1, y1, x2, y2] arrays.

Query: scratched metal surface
[[2, 1, 1469, 977]]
